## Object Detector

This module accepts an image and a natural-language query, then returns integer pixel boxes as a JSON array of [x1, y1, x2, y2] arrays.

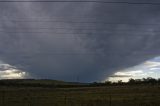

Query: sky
[[107, 56, 160, 82], [0, 0, 160, 82]]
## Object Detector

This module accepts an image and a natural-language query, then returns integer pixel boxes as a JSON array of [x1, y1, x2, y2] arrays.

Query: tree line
[[91, 77, 160, 86], [0, 77, 160, 88]]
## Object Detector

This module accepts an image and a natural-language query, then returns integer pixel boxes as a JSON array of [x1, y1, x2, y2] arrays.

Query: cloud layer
[[0, 1, 160, 82]]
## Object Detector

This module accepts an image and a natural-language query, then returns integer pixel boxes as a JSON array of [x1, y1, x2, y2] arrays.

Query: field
[[0, 84, 160, 106]]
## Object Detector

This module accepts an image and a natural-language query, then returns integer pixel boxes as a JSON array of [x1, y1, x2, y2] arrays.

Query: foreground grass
[[0, 85, 160, 106]]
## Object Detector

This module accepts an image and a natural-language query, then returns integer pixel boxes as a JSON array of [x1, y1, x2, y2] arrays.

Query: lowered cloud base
[[0, 0, 160, 82]]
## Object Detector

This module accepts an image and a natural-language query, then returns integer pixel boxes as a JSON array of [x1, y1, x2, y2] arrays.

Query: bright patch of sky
[[0, 61, 30, 79], [107, 56, 160, 82]]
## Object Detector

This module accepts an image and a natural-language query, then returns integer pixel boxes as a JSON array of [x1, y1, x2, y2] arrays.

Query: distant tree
[[146, 77, 157, 84], [117, 80, 123, 85], [83, 77, 160, 87], [105, 81, 112, 85], [128, 78, 135, 84], [142, 78, 147, 82], [133, 79, 142, 84], [158, 78, 160, 83]]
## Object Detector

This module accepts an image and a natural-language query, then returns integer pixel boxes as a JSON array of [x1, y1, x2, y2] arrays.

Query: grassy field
[[0, 85, 160, 106]]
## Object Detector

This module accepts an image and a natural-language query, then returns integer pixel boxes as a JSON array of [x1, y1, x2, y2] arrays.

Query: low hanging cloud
[[109, 75, 132, 78], [0, 1, 160, 82]]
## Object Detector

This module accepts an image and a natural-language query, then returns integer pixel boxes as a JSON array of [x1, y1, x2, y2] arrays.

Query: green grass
[[0, 85, 160, 106]]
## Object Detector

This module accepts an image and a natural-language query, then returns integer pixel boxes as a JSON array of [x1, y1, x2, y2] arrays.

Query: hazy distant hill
[[0, 79, 89, 88]]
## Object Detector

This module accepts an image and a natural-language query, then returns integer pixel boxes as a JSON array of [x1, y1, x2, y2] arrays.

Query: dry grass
[[0, 85, 160, 106]]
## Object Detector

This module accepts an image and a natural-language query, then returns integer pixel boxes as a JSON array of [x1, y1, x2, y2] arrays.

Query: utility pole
[[76, 75, 79, 82]]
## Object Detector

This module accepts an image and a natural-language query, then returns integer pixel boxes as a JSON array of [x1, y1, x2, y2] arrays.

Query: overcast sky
[[0, 0, 160, 82]]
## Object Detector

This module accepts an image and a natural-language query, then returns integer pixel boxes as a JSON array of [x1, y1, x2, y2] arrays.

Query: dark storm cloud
[[0, 0, 160, 82]]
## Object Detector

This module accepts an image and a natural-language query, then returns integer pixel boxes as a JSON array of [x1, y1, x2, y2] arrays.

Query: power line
[[0, 27, 159, 35], [0, 52, 132, 55], [0, 1, 159, 5], [1, 18, 158, 26], [0, 31, 158, 35], [0, 27, 159, 33], [2, 52, 156, 56], [3, 20, 160, 26]]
